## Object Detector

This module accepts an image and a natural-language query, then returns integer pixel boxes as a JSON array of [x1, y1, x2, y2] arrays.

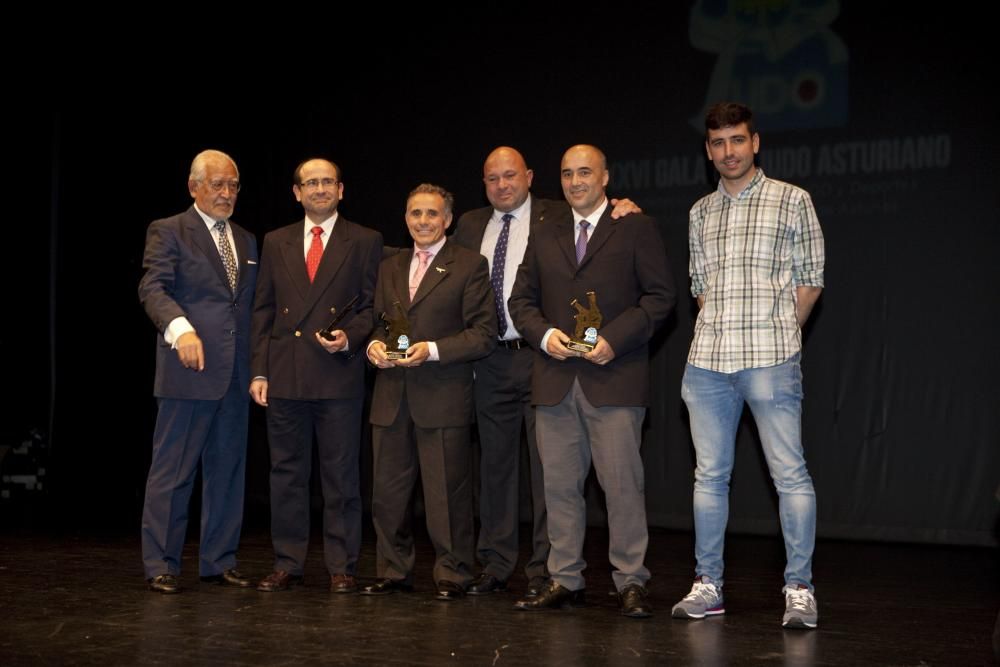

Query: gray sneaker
[[782, 584, 818, 629], [671, 576, 725, 619]]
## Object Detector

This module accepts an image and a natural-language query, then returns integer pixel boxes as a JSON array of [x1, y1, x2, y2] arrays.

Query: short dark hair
[[407, 183, 454, 216], [705, 102, 756, 139], [293, 158, 341, 184]]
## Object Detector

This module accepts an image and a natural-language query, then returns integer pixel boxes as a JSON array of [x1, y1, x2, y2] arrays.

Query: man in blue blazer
[[138, 149, 258, 593]]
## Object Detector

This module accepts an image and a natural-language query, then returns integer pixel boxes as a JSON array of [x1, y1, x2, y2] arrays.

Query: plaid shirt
[[688, 169, 825, 373]]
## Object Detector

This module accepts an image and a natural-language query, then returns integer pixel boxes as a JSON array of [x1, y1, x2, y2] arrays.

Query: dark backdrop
[[6, 4, 997, 547]]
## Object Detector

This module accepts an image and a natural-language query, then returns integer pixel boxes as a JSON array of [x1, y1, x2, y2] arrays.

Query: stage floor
[[0, 526, 996, 665]]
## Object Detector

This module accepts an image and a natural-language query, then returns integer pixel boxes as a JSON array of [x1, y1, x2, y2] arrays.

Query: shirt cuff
[[427, 341, 439, 361], [164, 317, 194, 348], [540, 328, 556, 356]]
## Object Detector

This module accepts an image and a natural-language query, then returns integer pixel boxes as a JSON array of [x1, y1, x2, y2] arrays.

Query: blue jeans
[[681, 355, 815, 591]]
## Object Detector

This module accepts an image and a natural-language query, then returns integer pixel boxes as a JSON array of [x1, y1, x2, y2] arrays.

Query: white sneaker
[[671, 576, 725, 619], [782, 584, 818, 629]]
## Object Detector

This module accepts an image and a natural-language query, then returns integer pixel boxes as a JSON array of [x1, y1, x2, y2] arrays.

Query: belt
[[497, 338, 526, 350]]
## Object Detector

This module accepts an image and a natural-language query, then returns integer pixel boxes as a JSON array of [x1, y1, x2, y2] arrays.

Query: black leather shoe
[[526, 576, 549, 598], [514, 580, 585, 610], [148, 574, 180, 594], [359, 578, 413, 596], [467, 573, 507, 596], [257, 570, 304, 592], [201, 569, 252, 588], [435, 580, 466, 601], [618, 584, 653, 618]]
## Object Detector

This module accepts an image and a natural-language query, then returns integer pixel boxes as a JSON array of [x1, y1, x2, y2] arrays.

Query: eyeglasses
[[300, 178, 339, 190], [204, 180, 241, 193]]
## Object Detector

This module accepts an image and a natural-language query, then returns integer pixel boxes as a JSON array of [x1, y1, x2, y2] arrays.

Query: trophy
[[318, 294, 359, 341], [380, 301, 412, 360], [567, 291, 602, 353]]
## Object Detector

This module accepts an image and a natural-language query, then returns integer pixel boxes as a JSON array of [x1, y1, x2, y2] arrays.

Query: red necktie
[[306, 226, 324, 282]]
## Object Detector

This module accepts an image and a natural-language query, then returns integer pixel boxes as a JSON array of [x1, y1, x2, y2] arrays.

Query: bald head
[[483, 146, 533, 213], [560, 144, 609, 218]]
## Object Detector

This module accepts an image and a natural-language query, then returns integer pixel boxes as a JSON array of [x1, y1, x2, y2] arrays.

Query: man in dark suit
[[509, 145, 676, 617], [139, 149, 258, 594], [451, 147, 641, 598], [363, 184, 497, 601], [249, 158, 382, 594]]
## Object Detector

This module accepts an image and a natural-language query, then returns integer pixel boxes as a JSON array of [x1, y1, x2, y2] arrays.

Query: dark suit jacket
[[250, 217, 382, 400], [139, 206, 258, 401], [509, 206, 676, 408], [451, 196, 552, 257], [368, 240, 497, 429]]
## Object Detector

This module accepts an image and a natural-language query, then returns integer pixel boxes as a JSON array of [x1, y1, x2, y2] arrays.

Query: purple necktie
[[576, 220, 590, 265], [491, 214, 512, 337]]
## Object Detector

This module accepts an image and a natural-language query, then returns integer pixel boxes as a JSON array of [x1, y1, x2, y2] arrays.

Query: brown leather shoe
[[257, 570, 304, 592], [330, 574, 358, 594], [148, 574, 180, 594]]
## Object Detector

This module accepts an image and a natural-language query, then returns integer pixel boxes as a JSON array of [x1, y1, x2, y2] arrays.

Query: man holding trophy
[[508, 145, 676, 618], [364, 184, 497, 601]]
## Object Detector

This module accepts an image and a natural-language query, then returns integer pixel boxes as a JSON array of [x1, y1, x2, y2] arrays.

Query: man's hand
[[546, 329, 577, 360], [316, 329, 348, 353], [367, 341, 397, 369], [394, 342, 430, 367], [249, 379, 269, 406], [609, 197, 642, 219], [176, 332, 205, 371], [583, 336, 616, 366]]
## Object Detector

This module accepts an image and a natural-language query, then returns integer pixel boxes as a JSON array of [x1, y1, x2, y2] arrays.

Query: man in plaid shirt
[[671, 102, 825, 630]]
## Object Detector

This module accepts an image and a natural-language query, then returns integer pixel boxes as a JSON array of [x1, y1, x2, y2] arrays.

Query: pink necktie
[[409, 250, 431, 300], [306, 226, 324, 283]]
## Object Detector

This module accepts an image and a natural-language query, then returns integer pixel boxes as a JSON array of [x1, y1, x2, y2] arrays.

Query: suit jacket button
[[330, 307, 336, 313], [294, 331, 302, 337], [282, 307, 289, 314]]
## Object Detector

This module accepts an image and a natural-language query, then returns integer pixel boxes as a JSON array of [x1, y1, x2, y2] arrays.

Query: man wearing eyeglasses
[[139, 149, 258, 594], [250, 158, 382, 595]]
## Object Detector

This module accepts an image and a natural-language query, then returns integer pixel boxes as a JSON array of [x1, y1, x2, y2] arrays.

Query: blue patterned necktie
[[491, 214, 513, 337], [576, 220, 590, 265]]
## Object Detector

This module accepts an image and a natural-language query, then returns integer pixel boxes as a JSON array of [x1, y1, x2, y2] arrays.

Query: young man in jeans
[[672, 102, 825, 629]]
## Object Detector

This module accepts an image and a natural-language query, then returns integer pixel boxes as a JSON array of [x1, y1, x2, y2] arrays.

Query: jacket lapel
[[187, 208, 231, 290], [395, 248, 414, 311], [279, 223, 312, 301], [232, 225, 252, 296], [409, 241, 453, 309], [555, 214, 578, 271], [577, 208, 617, 271], [305, 218, 353, 308]]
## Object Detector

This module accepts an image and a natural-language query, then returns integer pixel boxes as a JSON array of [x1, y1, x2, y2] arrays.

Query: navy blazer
[[250, 216, 382, 400], [139, 206, 258, 401]]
